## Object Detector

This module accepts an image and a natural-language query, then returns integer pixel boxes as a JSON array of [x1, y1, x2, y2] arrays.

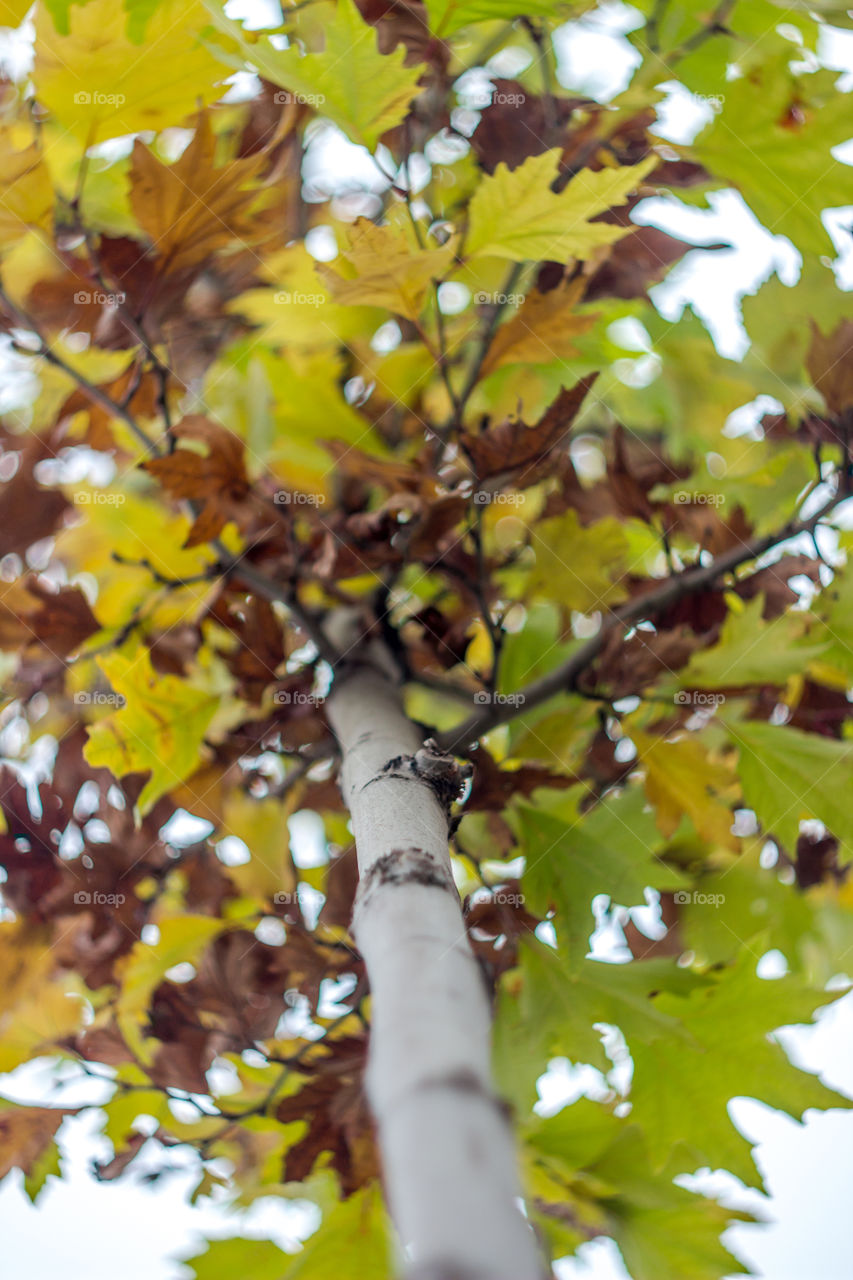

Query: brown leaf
[[24, 580, 100, 658], [460, 375, 598, 488], [470, 80, 584, 174], [807, 319, 853, 415], [585, 221, 725, 301], [793, 829, 846, 888], [275, 1036, 379, 1195], [588, 624, 699, 699], [61, 363, 160, 453], [544, 428, 687, 525], [480, 280, 595, 376], [129, 113, 265, 277], [735, 554, 821, 619], [318, 844, 359, 929], [209, 594, 284, 704], [466, 746, 573, 812], [0, 431, 69, 560], [406, 493, 468, 558], [94, 1132, 147, 1181], [142, 416, 249, 547], [0, 1107, 70, 1180], [788, 679, 851, 740]]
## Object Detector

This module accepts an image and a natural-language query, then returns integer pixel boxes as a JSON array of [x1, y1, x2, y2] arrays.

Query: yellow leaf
[[0, 130, 54, 250], [0, 0, 32, 27], [319, 219, 457, 321], [83, 648, 219, 817], [465, 618, 494, 677], [56, 486, 215, 632], [0, 924, 85, 1072], [221, 789, 301, 904], [526, 511, 629, 614], [632, 729, 735, 849], [481, 281, 595, 375], [466, 151, 657, 264], [34, 0, 225, 145], [263, 353, 387, 497], [229, 246, 376, 357], [115, 916, 226, 1062]]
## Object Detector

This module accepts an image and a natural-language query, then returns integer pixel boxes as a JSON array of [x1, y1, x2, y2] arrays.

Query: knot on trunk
[[368, 739, 472, 823]]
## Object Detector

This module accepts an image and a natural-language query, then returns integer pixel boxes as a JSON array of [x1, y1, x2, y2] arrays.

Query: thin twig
[[438, 480, 851, 752]]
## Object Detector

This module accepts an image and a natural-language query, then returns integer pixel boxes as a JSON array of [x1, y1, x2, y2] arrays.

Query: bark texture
[[326, 641, 542, 1280]]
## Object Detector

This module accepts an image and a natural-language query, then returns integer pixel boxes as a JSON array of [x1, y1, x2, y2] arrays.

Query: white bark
[[326, 641, 543, 1280]]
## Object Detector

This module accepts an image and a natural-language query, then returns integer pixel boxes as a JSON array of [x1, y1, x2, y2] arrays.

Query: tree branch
[[438, 482, 850, 752]]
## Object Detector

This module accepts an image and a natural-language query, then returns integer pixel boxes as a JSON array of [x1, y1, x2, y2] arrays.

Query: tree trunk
[[326, 637, 543, 1280]]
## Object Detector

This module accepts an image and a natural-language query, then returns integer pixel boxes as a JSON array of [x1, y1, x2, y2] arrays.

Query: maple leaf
[[128, 114, 266, 277], [142, 416, 250, 547], [318, 218, 456, 321], [693, 58, 853, 256], [0, 131, 54, 249], [807, 318, 853, 415], [6, 4, 853, 1272], [82, 648, 219, 816], [207, 0, 424, 152], [479, 280, 596, 375], [0, 1106, 71, 1183], [460, 375, 597, 487], [34, 0, 226, 144], [466, 150, 657, 263]]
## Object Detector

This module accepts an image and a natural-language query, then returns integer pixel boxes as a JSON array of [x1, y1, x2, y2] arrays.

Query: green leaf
[[182, 1186, 392, 1278], [494, 940, 702, 1108], [678, 844, 816, 971], [816, 569, 853, 682], [630, 952, 851, 1183], [693, 58, 853, 256], [466, 151, 657, 264], [678, 593, 826, 689], [180, 1238, 296, 1280], [526, 1105, 752, 1280], [525, 510, 630, 613], [424, 0, 569, 38], [734, 719, 853, 858], [519, 784, 686, 963], [206, 0, 423, 151], [83, 648, 218, 817]]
